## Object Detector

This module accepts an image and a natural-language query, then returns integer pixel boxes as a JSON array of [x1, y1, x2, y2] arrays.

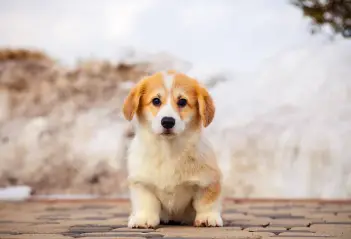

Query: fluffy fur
[[122, 70, 223, 228]]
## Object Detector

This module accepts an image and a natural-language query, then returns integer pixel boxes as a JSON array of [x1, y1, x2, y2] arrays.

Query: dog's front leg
[[192, 181, 223, 227], [128, 182, 161, 228]]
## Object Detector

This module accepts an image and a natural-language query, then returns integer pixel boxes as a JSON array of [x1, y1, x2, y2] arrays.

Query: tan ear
[[122, 83, 144, 121], [197, 85, 215, 127]]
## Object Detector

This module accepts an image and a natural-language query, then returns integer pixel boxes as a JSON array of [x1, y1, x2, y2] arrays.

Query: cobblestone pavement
[[0, 199, 351, 239]]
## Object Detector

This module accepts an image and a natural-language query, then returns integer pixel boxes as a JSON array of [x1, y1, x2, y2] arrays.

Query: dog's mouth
[[161, 129, 176, 137]]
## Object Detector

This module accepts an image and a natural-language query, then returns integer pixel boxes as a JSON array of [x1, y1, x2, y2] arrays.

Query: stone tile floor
[[0, 199, 351, 239]]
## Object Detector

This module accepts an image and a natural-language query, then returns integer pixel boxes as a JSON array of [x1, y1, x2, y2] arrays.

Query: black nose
[[161, 117, 175, 129]]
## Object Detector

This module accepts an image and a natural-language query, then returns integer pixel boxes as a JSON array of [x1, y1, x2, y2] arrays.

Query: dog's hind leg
[[192, 181, 223, 227]]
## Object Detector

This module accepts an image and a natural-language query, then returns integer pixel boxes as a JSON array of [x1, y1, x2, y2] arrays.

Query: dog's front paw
[[194, 212, 223, 227], [128, 212, 160, 229]]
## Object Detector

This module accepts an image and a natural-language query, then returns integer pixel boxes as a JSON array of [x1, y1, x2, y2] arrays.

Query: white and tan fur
[[122, 70, 223, 228]]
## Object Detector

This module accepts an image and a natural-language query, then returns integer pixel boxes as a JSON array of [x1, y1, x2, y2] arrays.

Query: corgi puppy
[[122, 70, 223, 228]]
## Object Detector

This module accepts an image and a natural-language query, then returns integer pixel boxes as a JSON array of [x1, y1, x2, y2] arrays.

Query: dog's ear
[[197, 85, 215, 127], [123, 81, 144, 121]]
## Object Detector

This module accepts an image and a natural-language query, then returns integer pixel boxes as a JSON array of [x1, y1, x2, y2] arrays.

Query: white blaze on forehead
[[160, 71, 176, 117], [162, 71, 175, 92]]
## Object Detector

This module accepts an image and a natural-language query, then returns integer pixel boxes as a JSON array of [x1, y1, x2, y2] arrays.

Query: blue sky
[[0, 0, 333, 73]]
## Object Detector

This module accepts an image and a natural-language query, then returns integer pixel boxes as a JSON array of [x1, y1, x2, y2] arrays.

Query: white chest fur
[[127, 132, 200, 214]]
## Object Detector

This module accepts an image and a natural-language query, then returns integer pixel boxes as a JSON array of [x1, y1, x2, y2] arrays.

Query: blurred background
[[0, 0, 350, 200]]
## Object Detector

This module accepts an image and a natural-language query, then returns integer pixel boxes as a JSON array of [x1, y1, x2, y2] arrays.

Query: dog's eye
[[152, 98, 161, 106], [177, 98, 187, 107]]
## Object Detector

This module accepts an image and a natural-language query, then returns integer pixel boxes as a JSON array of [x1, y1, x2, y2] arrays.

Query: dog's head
[[122, 70, 215, 137]]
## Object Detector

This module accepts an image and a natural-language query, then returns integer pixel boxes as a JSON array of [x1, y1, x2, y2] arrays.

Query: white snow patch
[[0, 186, 32, 201], [205, 39, 351, 198]]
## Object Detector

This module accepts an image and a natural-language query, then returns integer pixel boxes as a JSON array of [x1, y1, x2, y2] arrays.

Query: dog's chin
[[160, 130, 177, 138]]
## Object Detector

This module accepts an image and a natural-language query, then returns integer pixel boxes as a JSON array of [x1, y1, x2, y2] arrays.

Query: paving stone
[[78, 205, 115, 210], [45, 207, 72, 212], [68, 225, 114, 233], [310, 224, 351, 236], [241, 202, 278, 208], [80, 232, 164, 238], [312, 220, 351, 226], [67, 212, 108, 218], [223, 213, 256, 221], [249, 205, 294, 210], [321, 215, 351, 222], [59, 219, 127, 226], [81, 238, 146, 239], [156, 226, 245, 238], [159, 229, 262, 239], [79, 217, 116, 221], [305, 213, 336, 220], [227, 219, 270, 228], [289, 227, 316, 233], [336, 212, 351, 218], [269, 219, 312, 228], [110, 212, 130, 217], [222, 209, 248, 214], [0, 231, 21, 235], [0, 234, 72, 239], [302, 218, 325, 224], [0, 220, 14, 223], [156, 226, 241, 232], [0, 223, 68, 234], [290, 211, 314, 217], [244, 226, 289, 235], [277, 231, 331, 237], [248, 211, 306, 220], [36, 215, 71, 221], [162, 237, 212, 239], [113, 227, 156, 232], [272, 237, 339, 239]]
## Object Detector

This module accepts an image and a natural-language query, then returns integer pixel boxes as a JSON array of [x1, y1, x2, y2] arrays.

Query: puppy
[[122, 70, 223, 228]]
